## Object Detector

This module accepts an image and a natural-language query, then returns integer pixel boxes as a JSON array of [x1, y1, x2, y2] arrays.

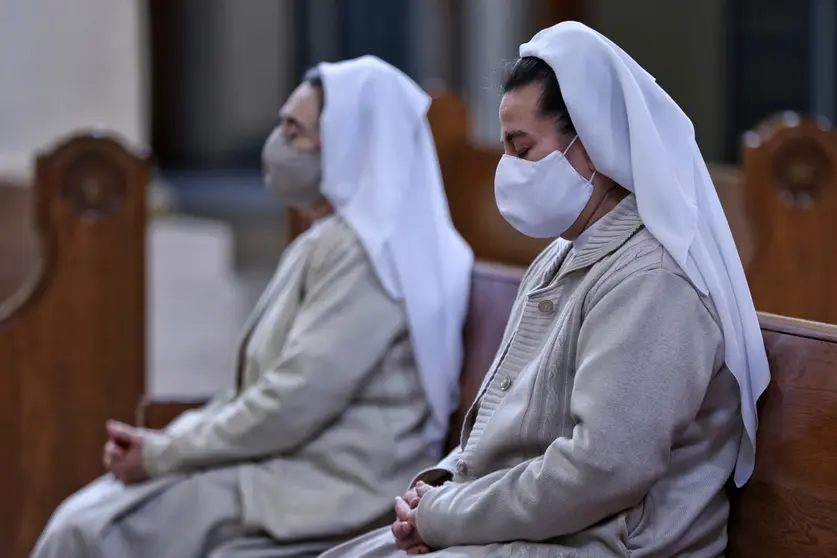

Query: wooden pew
[[0, 132, 150, 558]]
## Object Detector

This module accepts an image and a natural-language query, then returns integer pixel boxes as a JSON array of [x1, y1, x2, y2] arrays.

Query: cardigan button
[[455, 459, 468, 476], [538, 300, 555, 313], [499, 376, 513, 391]]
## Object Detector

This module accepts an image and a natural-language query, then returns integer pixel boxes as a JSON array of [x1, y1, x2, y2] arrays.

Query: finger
[[106, 421, 138, 446], [392, 520, 413, 540], [394, 497, 414, 522], [415, 482, 432, 498], [103, 441, 123, 469], [407, 544, 431, 555], [394, 531, 423, 550], [105, 440, 126, 459], [403, 487, 418, 504]]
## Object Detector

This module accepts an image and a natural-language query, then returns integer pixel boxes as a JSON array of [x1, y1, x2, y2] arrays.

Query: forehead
[[280, 82, 322, 121], [499, 82, 544, 126]]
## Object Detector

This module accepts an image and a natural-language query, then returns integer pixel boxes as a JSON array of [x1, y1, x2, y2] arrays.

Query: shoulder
[[304, 215, 368, 271], [590, 228, 721, 327]]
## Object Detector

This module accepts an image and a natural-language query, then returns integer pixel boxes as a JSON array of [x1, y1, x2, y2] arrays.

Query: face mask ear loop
[[562, 134, 580, 157], [578, 176, 613, 234]]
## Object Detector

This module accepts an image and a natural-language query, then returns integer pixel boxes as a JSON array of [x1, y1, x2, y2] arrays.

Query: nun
[[322, 22, 770, 558], [31, 56, 473, 558]]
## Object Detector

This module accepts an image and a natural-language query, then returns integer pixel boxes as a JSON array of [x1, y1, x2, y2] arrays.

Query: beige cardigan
[[413, 195, 742, 557], [142, 216, 436, 543]]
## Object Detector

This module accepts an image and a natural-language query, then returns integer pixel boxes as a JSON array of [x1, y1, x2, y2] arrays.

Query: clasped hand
[[392, 481, 433, 555], [102, 420, 150, 485]]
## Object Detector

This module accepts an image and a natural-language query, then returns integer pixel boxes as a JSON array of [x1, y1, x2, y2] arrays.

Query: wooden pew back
[[728, 314, 837, 556], [742, 112, 837, 325], [0, 133, 150, 558], [445, 262, 522, 453]]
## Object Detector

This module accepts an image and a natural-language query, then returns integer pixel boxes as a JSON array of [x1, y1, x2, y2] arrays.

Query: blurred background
[[1, 0, 833, 399]]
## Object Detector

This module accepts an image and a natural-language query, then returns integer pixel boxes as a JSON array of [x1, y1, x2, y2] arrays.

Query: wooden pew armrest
[[136, 396, 210, 429]]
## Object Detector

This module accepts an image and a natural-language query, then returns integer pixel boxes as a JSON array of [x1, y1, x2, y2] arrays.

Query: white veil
[[317, 56, 474, 454]]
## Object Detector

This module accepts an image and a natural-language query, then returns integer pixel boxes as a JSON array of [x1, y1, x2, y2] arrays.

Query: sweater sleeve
[[415, 268, 723, 548], [141, 233, 405, 476], [409, 447, 463, 488]]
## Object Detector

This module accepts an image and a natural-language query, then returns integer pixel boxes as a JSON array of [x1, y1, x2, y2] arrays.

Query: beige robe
[[32, 215, 436, 558], [324, 195, 742, 557]]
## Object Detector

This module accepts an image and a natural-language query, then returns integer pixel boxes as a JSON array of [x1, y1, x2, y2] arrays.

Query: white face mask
[[494, 135, 595, 238]]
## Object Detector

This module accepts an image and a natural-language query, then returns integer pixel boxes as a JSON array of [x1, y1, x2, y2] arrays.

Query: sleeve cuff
[[408, 466, 454, 490], [415, 483, 454, 549], [141, 430, 177, 478]]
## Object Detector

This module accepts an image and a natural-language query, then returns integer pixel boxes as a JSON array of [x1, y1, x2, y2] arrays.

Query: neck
[[299, 199, 334, 221], [562, 183, 630, 241]]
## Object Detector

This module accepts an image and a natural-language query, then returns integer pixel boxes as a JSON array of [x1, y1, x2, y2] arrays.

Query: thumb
[[106, 421, 139, 445]]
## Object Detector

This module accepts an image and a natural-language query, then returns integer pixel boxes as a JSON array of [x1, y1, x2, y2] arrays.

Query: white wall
[[0, 0, 148, 180]]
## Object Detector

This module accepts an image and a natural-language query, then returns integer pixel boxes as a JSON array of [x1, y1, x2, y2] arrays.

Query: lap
[[36, 467, 244, 558], [39, 467, 335, 558], [208, 535, 326, 558], [320, 526, 537, 558]]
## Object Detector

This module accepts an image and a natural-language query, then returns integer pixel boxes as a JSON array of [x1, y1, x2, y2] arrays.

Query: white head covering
[[521, 22, 769, 486], [317, 56, 474, 454]]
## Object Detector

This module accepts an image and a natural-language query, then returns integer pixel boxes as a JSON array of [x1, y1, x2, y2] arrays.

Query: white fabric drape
[[521, 22, 769, 486], [318, 56, 474, 454]]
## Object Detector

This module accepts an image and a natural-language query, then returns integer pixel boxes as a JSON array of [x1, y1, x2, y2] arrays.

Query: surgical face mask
[[494, 135, 595, 238], [261, 128, 324, 208]]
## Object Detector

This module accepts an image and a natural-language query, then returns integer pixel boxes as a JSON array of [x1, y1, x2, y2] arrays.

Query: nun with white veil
[[31, 56, 473, 558], [323, 22, 770, 558]]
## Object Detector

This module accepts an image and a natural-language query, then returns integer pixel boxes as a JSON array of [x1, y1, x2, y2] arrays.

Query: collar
[[572, 219, 599, 255], [561, 194, 644, 276]]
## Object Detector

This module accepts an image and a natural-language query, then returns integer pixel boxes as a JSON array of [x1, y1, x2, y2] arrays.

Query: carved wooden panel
[[0, 131, 150, 558], [742, 112, 837, 325]]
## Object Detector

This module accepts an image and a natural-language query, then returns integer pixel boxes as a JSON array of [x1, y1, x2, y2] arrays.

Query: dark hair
[[302, 67, 324, 111], [303, 67, 323, 88], [503, 56, 575, 135]]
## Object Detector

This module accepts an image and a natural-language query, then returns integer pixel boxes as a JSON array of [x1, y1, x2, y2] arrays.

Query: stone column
[[214, 0, 296, 157], [462, 0, 534, 145], [408, 0, 455, 87]]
